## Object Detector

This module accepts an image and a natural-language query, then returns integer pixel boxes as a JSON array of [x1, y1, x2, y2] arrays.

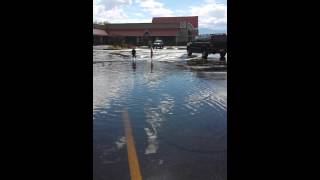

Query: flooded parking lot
[[93, 47, 227, 180]]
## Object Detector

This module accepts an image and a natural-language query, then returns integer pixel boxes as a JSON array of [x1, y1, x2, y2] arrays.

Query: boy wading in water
[[132, 48, 136, 62]]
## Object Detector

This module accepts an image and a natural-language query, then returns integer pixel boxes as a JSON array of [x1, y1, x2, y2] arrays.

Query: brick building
[[93, 16, 198, 46]]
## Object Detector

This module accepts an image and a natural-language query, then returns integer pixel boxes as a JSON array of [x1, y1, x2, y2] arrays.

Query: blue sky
[[93, 0, 227, 33]]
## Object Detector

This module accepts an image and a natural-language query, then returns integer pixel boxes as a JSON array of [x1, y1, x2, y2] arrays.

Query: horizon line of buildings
[[93, 16, 199, 46]]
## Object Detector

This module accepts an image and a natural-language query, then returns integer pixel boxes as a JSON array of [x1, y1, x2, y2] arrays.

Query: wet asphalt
[[93, 47, 227, 180]]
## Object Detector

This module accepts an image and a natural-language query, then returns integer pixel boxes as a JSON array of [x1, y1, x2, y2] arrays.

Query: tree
[[103, 21, 109, 25], [93, 20, 108, 25]]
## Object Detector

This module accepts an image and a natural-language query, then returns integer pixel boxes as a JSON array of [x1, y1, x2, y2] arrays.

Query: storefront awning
[[107, 29, 178, 37], [93, 29, 108, 36]]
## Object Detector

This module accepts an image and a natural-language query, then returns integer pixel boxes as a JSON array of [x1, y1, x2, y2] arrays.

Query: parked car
[[187, 34, 227, 59], [153, 40, 164, 49]]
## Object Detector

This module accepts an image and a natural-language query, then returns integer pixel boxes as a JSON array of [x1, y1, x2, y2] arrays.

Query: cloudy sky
[[93, 0, 227, 33]]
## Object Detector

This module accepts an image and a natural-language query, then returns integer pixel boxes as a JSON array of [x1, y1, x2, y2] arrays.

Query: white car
[[152, 40, 164, 49]]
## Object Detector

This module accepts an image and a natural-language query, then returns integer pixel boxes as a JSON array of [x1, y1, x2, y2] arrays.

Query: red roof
[[152, 16, 198, 28], [93, 29, 108, 36], [151, 29, 178, 36], [107, 29, 178, 37]]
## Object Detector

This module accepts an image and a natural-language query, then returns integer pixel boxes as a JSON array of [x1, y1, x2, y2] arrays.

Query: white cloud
[[93, 0, 227, 31], [135, 0, 174, 17], [117, 17, 152, 23], [94, 0, 151, 23], [93, 4, 128, 22], [96, 0, 132, 10], [190, 0, 227, 30], [133, 12, 144, 17]]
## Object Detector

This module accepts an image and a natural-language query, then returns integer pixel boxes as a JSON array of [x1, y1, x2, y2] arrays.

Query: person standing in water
[[131, 48, 136, 71], [132, 48, 136, 62]]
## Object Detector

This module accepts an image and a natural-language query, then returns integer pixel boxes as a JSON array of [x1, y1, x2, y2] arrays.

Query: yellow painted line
[[122, 109, 142, 180]]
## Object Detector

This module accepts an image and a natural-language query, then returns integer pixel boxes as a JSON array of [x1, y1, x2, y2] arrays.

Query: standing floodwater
[[93, 48, 227, 180]]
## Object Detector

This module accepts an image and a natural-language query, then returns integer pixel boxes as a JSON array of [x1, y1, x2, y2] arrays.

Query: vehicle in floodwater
[[153, 39, 164, 49], [187, 34, 227, 59]]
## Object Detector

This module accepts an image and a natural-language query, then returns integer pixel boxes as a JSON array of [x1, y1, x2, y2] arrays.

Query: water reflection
[[195, 71, 227, 80], [150, 61, 154, 73], [115, 136, 126, 150], [144, 94, 175, 154], [185, 87, 227, 113], [143, 62, 163, 89], [132, 61, 136, 71], [93, 49, 227, 180], [93, 63, 134, 113]]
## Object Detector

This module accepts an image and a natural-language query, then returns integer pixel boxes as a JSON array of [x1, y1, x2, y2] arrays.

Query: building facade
[[152, 16, 198, 36], [93, 28, 108, 45], [93, 16, 198, 46]]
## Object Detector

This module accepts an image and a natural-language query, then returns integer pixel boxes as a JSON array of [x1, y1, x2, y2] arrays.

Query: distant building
[[93, 29, 108, 45], [152, 16, 198, 36], [93, 16, 198, 46]]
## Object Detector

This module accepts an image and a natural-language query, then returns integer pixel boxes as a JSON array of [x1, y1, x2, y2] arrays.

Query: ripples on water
[[93, 49, 227, 180]]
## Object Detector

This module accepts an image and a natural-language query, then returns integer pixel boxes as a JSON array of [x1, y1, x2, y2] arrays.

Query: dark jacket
[[132, 49, 136, 57]]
